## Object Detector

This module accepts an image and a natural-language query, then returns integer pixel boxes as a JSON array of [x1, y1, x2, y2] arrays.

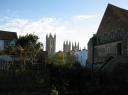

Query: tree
[[63, 52, 75, 68], [51, 86, 59, 95], [52, 51, 65, 65], [16, 34, 43, 65], [51, 51, 75, 67], [17, 33, 43, 49]]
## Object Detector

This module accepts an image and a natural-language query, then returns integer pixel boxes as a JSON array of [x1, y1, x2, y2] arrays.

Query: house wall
[[0, 40, 4, 51], [122, 34, 128, 56], [88, 38, 94, 65], [94, 41, 122, 63], [74, 49, 88, 66]]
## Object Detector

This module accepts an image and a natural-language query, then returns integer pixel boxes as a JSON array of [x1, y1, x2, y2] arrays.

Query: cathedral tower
[[72, 42, 79, 51], [46, 33, 56, 57], [63, 41, 71, 52]]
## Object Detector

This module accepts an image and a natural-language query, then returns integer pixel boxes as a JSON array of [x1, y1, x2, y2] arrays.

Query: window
[[4, 40, 10, 48]]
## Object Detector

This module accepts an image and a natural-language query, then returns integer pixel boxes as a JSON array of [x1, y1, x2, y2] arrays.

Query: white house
[[0, 30, 18, 70], [0, 30, 17, 51], [74, 49, 88, 67]]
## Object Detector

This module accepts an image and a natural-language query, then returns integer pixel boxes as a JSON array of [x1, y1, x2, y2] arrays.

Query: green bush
[[51, 87, 59, 95]]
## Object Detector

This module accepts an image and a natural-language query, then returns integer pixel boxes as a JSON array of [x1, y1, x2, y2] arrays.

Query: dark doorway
[[117, 43, 122, 55]]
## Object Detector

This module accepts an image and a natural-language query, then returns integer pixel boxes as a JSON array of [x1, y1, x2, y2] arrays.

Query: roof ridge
[[108, 3, 128, 12], [0, 30, 17, 34], [96, 4, 128, 35]]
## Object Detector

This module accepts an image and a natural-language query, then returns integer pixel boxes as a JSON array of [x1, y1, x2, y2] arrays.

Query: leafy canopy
[[16, 33, 43, 50]]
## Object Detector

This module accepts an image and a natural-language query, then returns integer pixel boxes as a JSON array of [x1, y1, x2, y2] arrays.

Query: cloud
[[0, 15, 98, 51], [72, 15, 97, 21]]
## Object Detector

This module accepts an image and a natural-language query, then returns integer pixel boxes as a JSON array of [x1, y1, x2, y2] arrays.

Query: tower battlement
[[63, 41, 80, 52], [63, 41, 71, 52], [46, 33, 56, 58]]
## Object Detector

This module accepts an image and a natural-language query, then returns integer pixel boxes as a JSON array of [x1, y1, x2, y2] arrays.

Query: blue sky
[[0, 0, 103, 18], [0, 0, 128, 51]]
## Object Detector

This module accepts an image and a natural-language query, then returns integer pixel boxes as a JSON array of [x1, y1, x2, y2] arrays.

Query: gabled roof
[[96, 4, 128, 35], [0, 30, 18, 40]]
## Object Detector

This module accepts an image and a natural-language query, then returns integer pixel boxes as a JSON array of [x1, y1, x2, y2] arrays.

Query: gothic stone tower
[[72, 42, 79, 52], [63, 41, 71, 52], [46, 33, 56, 57]]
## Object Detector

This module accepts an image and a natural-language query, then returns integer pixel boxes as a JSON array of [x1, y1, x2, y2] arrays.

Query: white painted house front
[[74, 49, 88, 67]]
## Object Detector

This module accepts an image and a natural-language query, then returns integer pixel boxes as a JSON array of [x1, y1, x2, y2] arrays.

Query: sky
[[0, 0, 128, 51]]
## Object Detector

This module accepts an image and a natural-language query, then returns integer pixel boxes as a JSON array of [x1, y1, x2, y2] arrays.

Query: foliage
[[16, 33, 43, 64], [52, 51, 75, 67], [52, 51, 65, 66], [65, 52, 75, 66], [51, 86, 59, 95], [17, 34, 43, 49]]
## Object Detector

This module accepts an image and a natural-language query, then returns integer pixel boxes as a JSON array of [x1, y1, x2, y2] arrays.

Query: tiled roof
[[0, 30, 18, 40], [97, 4, 128, 35]]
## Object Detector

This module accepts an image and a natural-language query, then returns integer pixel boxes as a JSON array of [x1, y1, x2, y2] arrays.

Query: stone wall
[[94, 41, 122, 63], [122, 33, 128, 56]]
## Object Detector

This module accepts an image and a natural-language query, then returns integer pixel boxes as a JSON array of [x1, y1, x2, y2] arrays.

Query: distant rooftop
[[0, 30, 18, 40]]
